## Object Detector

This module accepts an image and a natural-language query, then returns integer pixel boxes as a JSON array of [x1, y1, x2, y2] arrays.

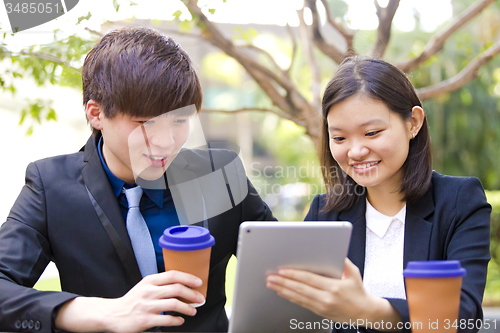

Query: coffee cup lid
[[159, 225, 215, 251], [403, 260, 466, 278]]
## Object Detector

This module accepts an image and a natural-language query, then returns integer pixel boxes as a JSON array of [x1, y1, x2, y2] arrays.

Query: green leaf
[[26, 126, 33, 136], [113, 0, 120, 12], [77, 12, 92, 25], [172, 10, 182, 20], [208, 8, 216, 15], [19, 109, 27, 125], [179, 20, 193, 33], [30, 103, 43, 123], [248, 28, 258, 39], [47, 108, 57, 121], [12, 72, 22, 78], [460, 89, 473, 106], [232, 27, 257, 44]]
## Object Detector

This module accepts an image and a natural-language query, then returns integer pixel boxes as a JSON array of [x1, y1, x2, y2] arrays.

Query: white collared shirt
[[362, 199, 407, 300]]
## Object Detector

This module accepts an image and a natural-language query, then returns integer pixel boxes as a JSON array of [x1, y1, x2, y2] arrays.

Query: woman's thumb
[[342, 258, 359, 279]]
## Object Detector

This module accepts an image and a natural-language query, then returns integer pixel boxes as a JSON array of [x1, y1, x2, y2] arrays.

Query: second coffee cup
[[403, 260, 466, 333], [159, 225, 215, 307]]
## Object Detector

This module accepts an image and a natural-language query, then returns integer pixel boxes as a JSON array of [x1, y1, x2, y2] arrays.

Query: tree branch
[[201, 107, 307, 126], [238, 44, 284, 74], [184, 0, 294, 112], [372, 0, 400, 59], [398, 0, 495, 73], [416, 40, 500, 100], [297, 7, 321, 110], [160, 28, 203, 39], [305, 0, 345, 64], [285, 23, 297, 77], [183, 0, 322, 144], [84, 27, 103, 37], [16, 51, 81, 72], [319, 0, 356, 55], [186, 3, 292, 92]]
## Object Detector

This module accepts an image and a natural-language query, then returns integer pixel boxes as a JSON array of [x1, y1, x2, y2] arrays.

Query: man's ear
[[86, 100, 104, 130]]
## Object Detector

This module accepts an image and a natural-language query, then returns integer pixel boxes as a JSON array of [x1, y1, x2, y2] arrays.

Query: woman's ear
[[408, 106, 425, 139], [86, 100, 104, 130]]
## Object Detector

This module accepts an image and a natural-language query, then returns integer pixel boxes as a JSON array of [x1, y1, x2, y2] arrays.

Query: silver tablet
[[228, 221, 352, 333]]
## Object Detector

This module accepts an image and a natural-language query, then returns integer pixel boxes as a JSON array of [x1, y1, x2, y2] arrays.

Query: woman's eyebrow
[[328, 118, 386, 132], [360, 118, 386, 127]]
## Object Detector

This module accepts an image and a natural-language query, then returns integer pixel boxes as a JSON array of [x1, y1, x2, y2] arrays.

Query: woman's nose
[[347, 142, 369, 160]]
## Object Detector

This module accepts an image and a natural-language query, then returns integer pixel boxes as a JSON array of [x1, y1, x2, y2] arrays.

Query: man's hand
[[55, 270, 205, 333]]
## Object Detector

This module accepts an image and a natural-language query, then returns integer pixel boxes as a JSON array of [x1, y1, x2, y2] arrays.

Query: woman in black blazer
[[267, 57, 491, 332]]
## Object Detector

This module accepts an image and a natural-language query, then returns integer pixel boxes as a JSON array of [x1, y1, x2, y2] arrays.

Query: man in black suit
[[0, 27, 274, 333]]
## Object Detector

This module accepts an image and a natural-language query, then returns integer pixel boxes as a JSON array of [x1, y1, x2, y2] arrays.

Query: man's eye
[[138, 120, 155, 125]]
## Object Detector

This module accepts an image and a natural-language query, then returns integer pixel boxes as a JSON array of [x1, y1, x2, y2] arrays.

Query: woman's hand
[[55, 270, 205, 333], [266, 259, 401, 331]]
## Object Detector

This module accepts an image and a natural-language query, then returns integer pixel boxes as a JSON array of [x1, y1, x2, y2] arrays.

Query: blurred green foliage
[[0, 24, 96, 134], [485, 190, 500, 305], [385, 2, 500, 190]]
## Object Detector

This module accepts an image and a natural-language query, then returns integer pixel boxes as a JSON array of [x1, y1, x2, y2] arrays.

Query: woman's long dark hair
[[320, 56, 432, 212]]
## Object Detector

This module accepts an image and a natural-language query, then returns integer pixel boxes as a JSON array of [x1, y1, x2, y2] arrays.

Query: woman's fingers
[[267, 273, 329, 302], [269, 268, 338, 291]]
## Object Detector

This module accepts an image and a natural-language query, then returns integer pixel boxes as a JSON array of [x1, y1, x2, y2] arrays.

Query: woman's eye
[[366, 130, 381, 137], [332, 136, 345, 142], [174, 119, 187, 124]]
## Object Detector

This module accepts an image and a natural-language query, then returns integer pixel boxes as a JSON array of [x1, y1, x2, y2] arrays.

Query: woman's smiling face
[[327, 94, 413, 193]]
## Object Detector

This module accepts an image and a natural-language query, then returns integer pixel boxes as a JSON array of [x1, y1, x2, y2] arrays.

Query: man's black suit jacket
[[305, 171, 491, 333], [0, 134, 275, 333]]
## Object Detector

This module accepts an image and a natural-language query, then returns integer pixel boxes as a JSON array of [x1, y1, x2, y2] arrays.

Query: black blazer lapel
[[81, 135, 142, 283], [339, 197, 367, 277], [403, 186, 435, 267]]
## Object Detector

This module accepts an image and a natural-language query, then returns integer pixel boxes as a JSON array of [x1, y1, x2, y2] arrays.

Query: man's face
[[101, 107, 193, 183]]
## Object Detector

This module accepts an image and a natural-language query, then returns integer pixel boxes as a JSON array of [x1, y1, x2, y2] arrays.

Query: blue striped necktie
[[123, 186, 158, 277]]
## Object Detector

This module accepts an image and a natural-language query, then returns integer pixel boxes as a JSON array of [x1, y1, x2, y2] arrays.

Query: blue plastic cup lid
[[159, 225, 215, 251], [403, 260, 466, 278]]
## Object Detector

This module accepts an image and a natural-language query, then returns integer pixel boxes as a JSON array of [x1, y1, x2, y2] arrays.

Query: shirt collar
[[365, 199, 406, 238], [97, 137, 164, 207]]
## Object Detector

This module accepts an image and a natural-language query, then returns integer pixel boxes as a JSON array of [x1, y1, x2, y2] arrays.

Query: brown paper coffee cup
[[159, 226, 215, 307], [403, 261, 466, 333]]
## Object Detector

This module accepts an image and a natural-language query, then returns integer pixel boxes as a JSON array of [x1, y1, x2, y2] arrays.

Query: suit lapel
[[403, 185, 435, 267], [82, 135, 142, 283], [339, 197, 367, 277]]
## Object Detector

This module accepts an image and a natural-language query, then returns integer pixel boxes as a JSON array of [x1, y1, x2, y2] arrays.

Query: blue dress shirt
[[98, 137, 180, 272]]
